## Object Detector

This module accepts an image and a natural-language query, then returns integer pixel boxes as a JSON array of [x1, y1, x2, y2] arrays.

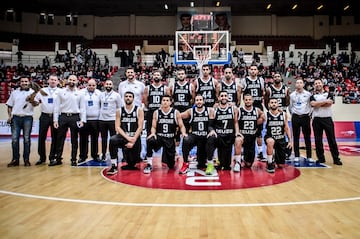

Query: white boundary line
[[0, 189, 359, 208]]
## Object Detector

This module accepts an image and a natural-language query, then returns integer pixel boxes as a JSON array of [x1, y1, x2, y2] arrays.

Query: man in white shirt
[[79, 78, 101, 163], [52, 75, 86, 166], [34, 74, 60, 165], [6, 76, 37, 167], [99, 79, 122, 161], [118, 67, 145, 107]]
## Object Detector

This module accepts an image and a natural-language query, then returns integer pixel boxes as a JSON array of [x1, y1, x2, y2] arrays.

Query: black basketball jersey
[[148, 84, 165, 110], [156, 107, 177, 138], [266, 111, 285, 140], [196, 77, 216, 107], [190, 107, 209, 137], [221, 80, 238, 104], [173, 81, 192, 112], [214, 105, 235, 136], [269, 83, 287, 110], [238, 106, 258, 136], [243, 77, 263, 105], [120, 105, 139, 137]]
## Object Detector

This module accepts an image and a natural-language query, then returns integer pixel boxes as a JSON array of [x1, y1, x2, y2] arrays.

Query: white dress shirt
[[53, 87, 86, 122], [99, 90, 121, 121], [80, 88, 101, 120], [35, 86, 60, 114], [118, 79, 145, 107], [6, 88, 35, 116]]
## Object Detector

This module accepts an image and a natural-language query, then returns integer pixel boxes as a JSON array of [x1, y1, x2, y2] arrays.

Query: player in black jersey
[[241, 64, 265, 160], [264, 97, 292, 173], [180, 94, 215, 174], [169, 68, 194, 145], [193, 64, 219, 108], [206, 91, 240, 175], [143, 71, 170, 152], [264, 73, 290, 111], [107, 92, 144, 174], [234, 94, 265, 171], [219, 67, 242, 107], [144, 95, 187, 174]]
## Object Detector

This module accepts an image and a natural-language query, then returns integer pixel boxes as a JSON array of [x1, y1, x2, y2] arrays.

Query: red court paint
[[103, 160, 301, 190]]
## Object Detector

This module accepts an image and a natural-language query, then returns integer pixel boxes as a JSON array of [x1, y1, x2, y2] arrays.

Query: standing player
[[193, 64, 219, 108], [118, 67, 145, 107], [264, 73, 290, 111], [169, 68, 194, 146], [289, 78, 313, 164], [241, 64, 265, 160], [144, 95, 187, 174], [264, 98, 292, 173], [206, 91, 240, 174], [107, 91, 144, 174], [219, 67, 241, 106], [180, 94, 214, 173], [234, 94, 265, 171]]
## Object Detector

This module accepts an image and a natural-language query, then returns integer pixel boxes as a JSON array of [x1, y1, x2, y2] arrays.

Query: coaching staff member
[[52, 75, 86, 166], [310, 78, 342, 166]]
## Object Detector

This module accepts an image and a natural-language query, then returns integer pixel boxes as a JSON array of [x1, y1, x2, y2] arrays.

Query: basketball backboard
[[174, 30, 230, 65]]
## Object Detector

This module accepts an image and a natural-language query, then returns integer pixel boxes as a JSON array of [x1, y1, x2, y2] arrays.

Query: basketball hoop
[[195, 53, 210, 70]]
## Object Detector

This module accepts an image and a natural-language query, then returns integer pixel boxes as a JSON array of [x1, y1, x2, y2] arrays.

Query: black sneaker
[[35, 159, 45, 165], [257, 152, 266, 161], [107, 164, 118, 175], [334, 159, 343, 166], [48, 160, 62, 166], [266, 162, 275, 173], [78, 158, 86, 163], [71, 161, 77, 166], [316, 159, 326, 164], [121, 165, 138, 170]]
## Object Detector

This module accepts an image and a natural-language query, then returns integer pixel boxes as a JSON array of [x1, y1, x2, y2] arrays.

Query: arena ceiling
[[3, 0, 359, 17]]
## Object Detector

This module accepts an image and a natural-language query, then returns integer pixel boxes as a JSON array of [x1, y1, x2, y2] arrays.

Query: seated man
[[107, 91, 144, 175], [144, 95, 187, 174]]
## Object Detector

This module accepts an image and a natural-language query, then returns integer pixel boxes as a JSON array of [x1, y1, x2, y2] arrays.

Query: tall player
[[264, 98, 292, 173], [180, 94, 214, 173], [234, 94, 265, 171], [206, 91, 240, 175], [219, 67, 242, 106], [264, 73, 290, 111], [193, 64, 219, 108], [241, 64, 265, 160]]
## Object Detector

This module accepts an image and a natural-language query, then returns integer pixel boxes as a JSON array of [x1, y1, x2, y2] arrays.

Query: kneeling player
[[264, 98, 292, 173]]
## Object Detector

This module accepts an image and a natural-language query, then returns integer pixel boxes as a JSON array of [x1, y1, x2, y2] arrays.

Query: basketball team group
[[6, 64, 343, 176]]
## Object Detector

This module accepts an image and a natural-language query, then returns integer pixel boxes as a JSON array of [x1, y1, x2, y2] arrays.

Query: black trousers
[[147, 136, 176, 169], [291, 114, 312, 158], [99, 120, 116, 157], [55, 114, 80, 161], [79, 120, 99, 160], [206, 135, 235, 169], [312, 117, 340, 162], [145, 110, 155, 156], [182, 134, 207, 167], [242, 135, 257, 164], [38, 113, 58, 162], [109, 134, 141, 166]]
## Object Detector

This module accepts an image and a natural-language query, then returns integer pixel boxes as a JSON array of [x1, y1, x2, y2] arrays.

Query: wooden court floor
[[0, 140, 359, 239]]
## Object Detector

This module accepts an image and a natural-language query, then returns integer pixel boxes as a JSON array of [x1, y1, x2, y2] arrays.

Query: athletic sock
[[234, 155, 241, 163], [147, 157, 153, 165], [267, 155, 272, 164]]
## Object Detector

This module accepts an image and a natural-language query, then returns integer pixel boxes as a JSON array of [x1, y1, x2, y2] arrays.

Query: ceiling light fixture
[[292, 4, 298, 10], [190, 2, 194, 7], [267, 4, 272, 10], [317, 4, 323, 10], [343, 5, 350, 11], [216, 1, 221, 7], [164, 4, 168, 10]]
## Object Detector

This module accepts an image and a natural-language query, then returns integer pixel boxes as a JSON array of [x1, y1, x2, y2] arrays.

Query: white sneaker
[[307, 158, 316, 163], [233, 162, 241, 172], [294, 157, 300, 162], [143, 163, 152, 174]]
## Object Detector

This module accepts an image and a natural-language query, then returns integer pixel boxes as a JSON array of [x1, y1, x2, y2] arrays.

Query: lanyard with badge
[[88, 90, 94, 106], [47, 87, 56, 104], [103, 91, 112, 110]]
